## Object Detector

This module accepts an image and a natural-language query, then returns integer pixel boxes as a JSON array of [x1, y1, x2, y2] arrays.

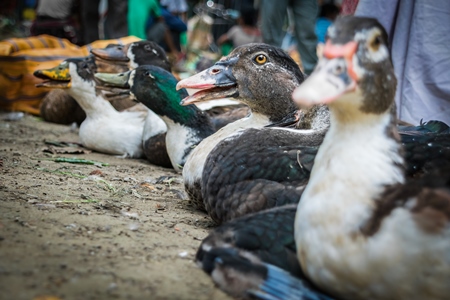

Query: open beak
[[292, 40, 358, 107], [34, 62, 72, 88], [91, 44, 130, 62], [176, 58, 239, 106]]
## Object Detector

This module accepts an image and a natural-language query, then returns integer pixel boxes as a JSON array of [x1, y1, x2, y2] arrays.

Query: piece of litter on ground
[[178, 251, 189, 258], [121, 211, 139, 220], [107, 282, 118, 291], [128, 223, 139, 231], [89, 169, 104, 176], [42, 146, 91, 155], [140, 182, 156, 191], [84, 175, 103, 181]]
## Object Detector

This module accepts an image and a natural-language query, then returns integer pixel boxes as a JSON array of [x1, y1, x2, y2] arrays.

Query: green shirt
[[128, 0, 162, 39]]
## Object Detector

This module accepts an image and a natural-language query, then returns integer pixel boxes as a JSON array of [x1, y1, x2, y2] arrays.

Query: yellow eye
[[370, 35, 382, 51], [254, 54, 267, 64]]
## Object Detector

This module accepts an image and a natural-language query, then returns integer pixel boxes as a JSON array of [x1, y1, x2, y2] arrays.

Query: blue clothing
[[146, 7, 187, 32], [356, 0, 450, 125], [315, 17, 332, 44]]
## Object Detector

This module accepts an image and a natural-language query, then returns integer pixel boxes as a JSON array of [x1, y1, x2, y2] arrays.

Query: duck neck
[[162, 103, 214, 163], [245, 96, 298, 124], [144, 84, 215, 135], [297, 103, 405, 235], [68, 82, 116, 118], [157, 99, 215, 170]]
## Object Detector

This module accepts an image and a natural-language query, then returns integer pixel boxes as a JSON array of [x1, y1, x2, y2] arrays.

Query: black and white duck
[[34, 56, 161, 158], [175, 43, 330, 210], [193, 16, 450, 300]]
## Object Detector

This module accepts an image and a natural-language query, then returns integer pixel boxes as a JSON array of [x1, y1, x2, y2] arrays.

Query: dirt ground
[[0, 112, 232, 300]]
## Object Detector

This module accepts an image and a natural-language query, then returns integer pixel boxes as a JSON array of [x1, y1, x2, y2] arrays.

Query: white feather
[[182, 112, 270, 187], [295, 100, 450, 300], [67, 63, 145, 158]]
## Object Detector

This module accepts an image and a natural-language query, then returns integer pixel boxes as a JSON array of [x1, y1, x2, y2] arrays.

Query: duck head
[[91, 40, 171, 71], [34, 55, 97, 91], [292, 16, 397, 117], [176, 43, 303, 121], [95, 65, 208, 124]]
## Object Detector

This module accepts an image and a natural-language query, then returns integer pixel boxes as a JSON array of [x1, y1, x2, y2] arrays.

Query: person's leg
[[105, 0, 129, 39], [259, 0, 289, 47], [291, 0, 318, 74], [81, 0, 100, 44]]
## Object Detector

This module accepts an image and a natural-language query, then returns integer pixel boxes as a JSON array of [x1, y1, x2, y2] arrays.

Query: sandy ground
[[0, 112, 231, 300]]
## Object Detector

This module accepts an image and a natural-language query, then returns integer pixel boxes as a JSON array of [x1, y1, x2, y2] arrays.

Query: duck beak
[[292, 41, 358, 107], [176, 58, 239, 106], [91, 44, 130, 62], [34, 62, 72, 88], [95, 70, 131, 89]]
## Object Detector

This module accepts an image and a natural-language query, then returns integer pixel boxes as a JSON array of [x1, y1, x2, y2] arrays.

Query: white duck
[[34, 56, 160, 158], [289, 16, 450, 300]]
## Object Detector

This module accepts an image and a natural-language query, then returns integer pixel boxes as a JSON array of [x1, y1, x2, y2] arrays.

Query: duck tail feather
[[247, 263, 335, 300]]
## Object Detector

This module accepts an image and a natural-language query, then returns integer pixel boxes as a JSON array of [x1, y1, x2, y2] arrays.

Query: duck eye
[[370, 35, 382, 50], [254, 54, 267, 65]]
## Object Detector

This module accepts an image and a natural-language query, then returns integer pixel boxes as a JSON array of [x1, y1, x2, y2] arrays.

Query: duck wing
[[400, 123, 450, 176], [202, 127, 322, 224], [196, 205, 334, 299]]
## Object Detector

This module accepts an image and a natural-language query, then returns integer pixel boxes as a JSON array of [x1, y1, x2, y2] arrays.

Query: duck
[[95, 65, 216, 171], [38, 44, 141, 126], [34, 55, 164, 158], [192, 17, 450, 300], [175, 43, 329, 210], [290, 16, 450, 300]]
